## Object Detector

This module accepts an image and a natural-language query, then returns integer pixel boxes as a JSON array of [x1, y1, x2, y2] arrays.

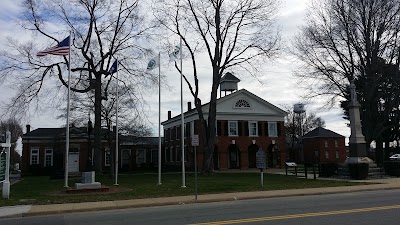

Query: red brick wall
[[303, 137, 346, 163], [22, 140, 112, 175], [165, 120, 287, 170]]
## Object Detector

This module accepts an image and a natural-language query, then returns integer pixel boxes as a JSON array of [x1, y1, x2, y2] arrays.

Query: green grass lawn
[[0, 173, 367, 206]]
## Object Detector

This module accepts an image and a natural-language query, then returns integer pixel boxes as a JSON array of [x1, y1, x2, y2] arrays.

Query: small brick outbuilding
[[302, 127, 347, 163]]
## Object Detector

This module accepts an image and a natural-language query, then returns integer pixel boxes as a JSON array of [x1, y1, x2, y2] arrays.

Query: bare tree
[[0, 0, 158, 173], [293, 0, 400, 148], [63, 81, 152, 176], [154, 0, 280, 173]]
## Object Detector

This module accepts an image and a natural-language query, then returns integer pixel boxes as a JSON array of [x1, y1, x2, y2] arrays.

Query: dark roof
[[23, 128, 65, 138], [23, 127, 160, 143], [220, 72, 240, 83], [121, 135, 163, 145], [302, 127, 344, 139]]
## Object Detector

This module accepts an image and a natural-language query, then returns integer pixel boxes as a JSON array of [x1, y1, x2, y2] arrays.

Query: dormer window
[[234, 99, 250, 108]]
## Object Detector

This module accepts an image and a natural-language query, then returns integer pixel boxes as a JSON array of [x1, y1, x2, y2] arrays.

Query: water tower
[[291, 103, 306, 161], [219, 72, 240, 97], [293, 103, 306, 136]]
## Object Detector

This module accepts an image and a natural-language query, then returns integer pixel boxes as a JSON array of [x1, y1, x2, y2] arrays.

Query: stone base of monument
[[345, 157, 373, 164], [66, 171, 109, 193], [346, 157, 372, 180], [75, 182, 102, 189]]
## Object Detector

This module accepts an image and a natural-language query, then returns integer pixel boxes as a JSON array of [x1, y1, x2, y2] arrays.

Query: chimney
[[168, 111, 171, 119], [187, 102, 192, 111], [26, 124, 31, 133]]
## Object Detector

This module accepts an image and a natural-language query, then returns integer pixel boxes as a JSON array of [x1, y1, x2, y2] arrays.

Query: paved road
[[2, 189, 400, 225]]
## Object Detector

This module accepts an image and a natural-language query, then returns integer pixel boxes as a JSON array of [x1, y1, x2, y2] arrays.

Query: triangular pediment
[[162, 89, 287, 126], [203, 89, 287, 118]]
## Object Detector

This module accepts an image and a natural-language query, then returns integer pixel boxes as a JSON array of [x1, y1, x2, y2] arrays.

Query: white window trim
[[44, 148, 53, 167], [325, 150, 329, 159], [165, 147, 169, 162], [151, 149, 157, 164], [234, 99, 251, 108], [105, 148, 110, 166], [228, 121, 238, 136], [184, 123, 187, 139], [30, 148, 39, 165], [176, 146, 181, 162], [248, 121, 258, 137], [268, 122, 278, 137], [137, 149, 146, 164], [170, 147, 174, 162], [165, 129, 168, 142], [334, 140, 338, 148], [190, 121, 195, 137], [335, 150, 339, 159]]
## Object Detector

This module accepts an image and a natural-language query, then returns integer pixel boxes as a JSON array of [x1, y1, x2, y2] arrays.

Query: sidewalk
[[1, 173, 400, 219]]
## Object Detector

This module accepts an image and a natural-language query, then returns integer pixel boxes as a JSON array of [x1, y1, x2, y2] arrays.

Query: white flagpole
[[158, 52, 162, 185], [114, 59, 119, 186], [64, 32, 72, 188], [180, 38, 186, 188]]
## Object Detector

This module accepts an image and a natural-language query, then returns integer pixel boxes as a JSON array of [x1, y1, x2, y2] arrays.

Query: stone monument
[[346, 80, 372, 179], [75, 171, 102, 189]]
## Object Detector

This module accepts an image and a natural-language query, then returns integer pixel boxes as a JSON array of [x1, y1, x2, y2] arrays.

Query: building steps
[[337, 162, 386, 179]]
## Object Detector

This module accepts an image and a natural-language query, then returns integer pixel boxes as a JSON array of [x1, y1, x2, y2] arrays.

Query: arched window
[[234, 99, 251, 108]]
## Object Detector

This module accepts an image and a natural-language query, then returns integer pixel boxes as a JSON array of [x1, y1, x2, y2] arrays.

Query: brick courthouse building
[[162, 75, 288, 170], [21, 126, 161, 176]]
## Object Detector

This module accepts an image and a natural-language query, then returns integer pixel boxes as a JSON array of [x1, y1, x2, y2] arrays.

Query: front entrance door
[[68, 152, 79, 173], [228, 145, 240, 169], [121, 149, 131, 171], [248, 144, 259, 168]]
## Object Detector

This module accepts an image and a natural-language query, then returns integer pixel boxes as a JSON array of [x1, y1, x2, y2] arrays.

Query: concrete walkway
[[1, 172, 400, 219]]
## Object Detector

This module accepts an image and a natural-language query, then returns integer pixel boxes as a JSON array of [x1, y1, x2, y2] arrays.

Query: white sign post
[[1, 131, 11, 199], [191, 135, 199, 200], [256, 148, 267, 187]]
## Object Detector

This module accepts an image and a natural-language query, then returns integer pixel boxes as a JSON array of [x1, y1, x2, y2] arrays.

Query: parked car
[[389, 154, 400, 161]]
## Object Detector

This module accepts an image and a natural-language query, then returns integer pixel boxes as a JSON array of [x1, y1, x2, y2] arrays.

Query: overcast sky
[[0, 0, 351, 142]]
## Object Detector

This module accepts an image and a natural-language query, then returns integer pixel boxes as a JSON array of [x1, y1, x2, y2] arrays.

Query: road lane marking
[[189, 204, 400, 225]]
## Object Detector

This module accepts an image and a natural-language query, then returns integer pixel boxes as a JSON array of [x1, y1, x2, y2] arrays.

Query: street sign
[[256, 149, 266, 169], [191, 135, 199, 146], [0, 152, 6, 181]]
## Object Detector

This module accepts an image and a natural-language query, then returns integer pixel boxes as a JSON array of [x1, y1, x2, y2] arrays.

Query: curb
[[18, 184, 400, 218]]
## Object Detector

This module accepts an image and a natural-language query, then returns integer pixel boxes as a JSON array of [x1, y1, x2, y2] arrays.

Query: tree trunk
[[202, 69, 219, 174], [93, 74, 103, 173]]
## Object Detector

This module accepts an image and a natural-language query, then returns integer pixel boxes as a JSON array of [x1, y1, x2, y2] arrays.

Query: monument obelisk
[[346, 80, 372, 179]]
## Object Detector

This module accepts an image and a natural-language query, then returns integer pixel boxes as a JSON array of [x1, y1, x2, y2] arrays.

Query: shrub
[[319, 163, 338, 177], [348, 163, 369, 180], [383, 161, 400, 177]]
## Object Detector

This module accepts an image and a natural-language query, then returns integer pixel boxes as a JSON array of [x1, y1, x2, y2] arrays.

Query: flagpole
[[64, 32, 72, 188], [158, 52, 162, 185], [114, 59, 119, 186], [180, 38, 186, 188]]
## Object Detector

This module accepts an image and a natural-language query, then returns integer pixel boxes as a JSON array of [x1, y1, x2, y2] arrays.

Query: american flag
[[37, 36, 70, 57]]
